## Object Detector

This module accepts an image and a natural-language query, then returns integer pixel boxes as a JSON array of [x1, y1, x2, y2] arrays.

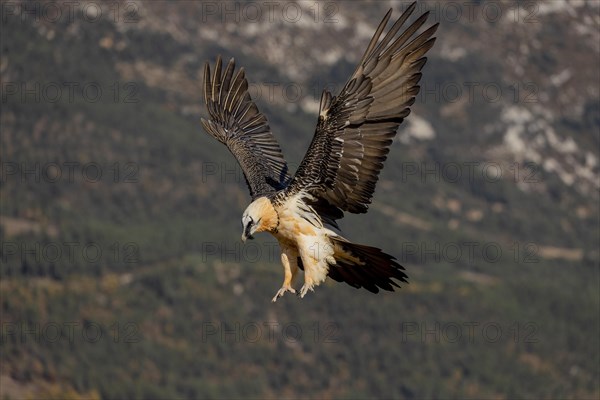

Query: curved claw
[[298, 283, 315, 298], [272, 286, 296, 302]]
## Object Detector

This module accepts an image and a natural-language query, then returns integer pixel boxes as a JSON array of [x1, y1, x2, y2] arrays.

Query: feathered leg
[[297, 237, 334, 298], [272, 247, 298, 302]]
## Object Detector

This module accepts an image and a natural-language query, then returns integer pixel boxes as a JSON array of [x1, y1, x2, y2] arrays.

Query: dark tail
[[326, 237, 408, 293]]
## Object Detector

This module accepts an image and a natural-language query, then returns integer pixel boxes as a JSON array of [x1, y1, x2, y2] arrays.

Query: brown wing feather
[[285, 3, 438, 214], [201, 56, 290, 199]]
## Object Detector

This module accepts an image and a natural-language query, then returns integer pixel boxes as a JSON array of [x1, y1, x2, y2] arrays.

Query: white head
[[241, 197, 278, 242]]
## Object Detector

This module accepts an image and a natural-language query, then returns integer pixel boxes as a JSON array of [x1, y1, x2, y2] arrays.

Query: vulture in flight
[[201, 3, 438, 301]]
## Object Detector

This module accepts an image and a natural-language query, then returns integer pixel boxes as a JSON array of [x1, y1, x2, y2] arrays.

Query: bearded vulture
[[201, 3, 438, 301]]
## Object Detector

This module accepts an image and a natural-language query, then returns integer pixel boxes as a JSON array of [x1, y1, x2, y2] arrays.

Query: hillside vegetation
[[1, 1, 598, 399]]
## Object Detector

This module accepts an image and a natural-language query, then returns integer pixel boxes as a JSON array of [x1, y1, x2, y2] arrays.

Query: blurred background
[[1, 0, 599, 399]]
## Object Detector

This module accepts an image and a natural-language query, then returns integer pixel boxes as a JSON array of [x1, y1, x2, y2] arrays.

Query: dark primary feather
[[201, 56, 290, 199], [285, 3, 438, 213]]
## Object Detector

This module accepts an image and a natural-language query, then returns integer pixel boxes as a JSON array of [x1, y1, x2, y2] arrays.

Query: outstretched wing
[[285, 4, 438, 213], [201, 56, 290, 199]]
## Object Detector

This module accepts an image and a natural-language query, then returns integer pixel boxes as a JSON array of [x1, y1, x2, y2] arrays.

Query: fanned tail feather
[[327, 236, 408, 293]]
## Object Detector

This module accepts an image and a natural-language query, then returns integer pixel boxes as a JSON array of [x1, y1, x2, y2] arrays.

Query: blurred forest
[[1, 0, 599, 399]]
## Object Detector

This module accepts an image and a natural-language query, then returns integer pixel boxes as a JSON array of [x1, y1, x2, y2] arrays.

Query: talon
[[272, 285, 295, 302], [299, 284, 314, 298]]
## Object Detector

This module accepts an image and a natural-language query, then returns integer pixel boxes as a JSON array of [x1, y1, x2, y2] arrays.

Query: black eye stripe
[[242, 216, 258, 229]]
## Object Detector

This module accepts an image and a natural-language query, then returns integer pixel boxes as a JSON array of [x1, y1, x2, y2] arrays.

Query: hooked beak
[[241, 224, 254, 242]]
